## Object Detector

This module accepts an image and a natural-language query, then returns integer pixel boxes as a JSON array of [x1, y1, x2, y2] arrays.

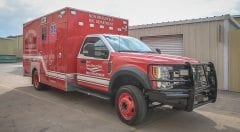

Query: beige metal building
[[0, 37, 15, 56], [0, 35, 23, 61], [129, 15, 240, 92], [10, 35, 23, 59]]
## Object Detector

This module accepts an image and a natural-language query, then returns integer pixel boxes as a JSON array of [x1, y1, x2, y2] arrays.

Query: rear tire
[[115, 85, 147, 125], [32, 70, 44, 90]]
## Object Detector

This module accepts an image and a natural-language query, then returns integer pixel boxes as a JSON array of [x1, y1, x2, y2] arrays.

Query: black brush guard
[[146, 62, 217, 111], [185, 62, 217, 111]]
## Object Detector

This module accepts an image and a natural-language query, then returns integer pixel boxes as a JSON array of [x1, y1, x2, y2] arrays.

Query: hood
[[115, 52, 199, 64]]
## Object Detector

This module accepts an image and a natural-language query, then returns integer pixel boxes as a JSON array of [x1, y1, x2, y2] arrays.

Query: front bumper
[[146, 62, 217, 111]]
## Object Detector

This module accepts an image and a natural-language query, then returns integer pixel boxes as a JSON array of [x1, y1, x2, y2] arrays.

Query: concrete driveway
[[0, 63, 240, 132]]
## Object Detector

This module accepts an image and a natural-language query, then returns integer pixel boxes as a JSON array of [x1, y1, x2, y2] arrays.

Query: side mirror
[[156, 48, 161, 54], [83, 44, 94, 57], [100, 50, 109, 59]]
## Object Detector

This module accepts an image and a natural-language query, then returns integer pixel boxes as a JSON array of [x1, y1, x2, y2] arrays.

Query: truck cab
[[23, 7, 217, 125], [76, 34, 217, 125]]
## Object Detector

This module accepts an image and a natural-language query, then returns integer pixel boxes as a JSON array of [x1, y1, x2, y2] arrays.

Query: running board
[[75, 88, 111, 101], [66, 74, 111, 101]]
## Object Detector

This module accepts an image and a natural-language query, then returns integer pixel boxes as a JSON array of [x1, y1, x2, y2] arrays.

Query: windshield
[[104, 35, 154, 53]]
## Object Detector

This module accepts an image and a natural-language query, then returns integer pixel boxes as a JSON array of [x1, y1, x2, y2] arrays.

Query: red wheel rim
[[118, 92, 135, 120], [33, 73, 39, 88]]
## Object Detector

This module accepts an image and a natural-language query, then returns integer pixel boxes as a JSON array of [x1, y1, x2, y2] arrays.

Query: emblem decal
[[50, 23, 57, 33]]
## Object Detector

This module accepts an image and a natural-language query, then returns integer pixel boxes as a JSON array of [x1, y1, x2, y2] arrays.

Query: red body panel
[[23, 7, 128, 91], [110, 52, 199, 77]]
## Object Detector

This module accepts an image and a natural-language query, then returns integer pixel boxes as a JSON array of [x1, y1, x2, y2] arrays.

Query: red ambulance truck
[[23, 7, 217, 125]]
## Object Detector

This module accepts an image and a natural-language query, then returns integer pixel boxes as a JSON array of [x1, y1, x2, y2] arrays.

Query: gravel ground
[[0, 63, 240, 132]]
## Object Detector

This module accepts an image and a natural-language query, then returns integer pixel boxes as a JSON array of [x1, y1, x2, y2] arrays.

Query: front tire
[[115, 85, 147, 125]]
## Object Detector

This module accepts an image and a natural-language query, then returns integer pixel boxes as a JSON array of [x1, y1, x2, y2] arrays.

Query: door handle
[[80, 59, 86, 63]]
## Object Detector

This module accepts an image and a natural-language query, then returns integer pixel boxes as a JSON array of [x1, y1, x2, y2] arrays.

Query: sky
[[0, 0, 240, 37]]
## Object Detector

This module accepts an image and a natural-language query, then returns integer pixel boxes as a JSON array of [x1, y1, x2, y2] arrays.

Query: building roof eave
[[0, 37, 13, 40], [130, 14, 234, 30]]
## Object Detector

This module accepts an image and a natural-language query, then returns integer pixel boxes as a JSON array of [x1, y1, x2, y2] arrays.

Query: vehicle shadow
[[0, 86, 239, 132]]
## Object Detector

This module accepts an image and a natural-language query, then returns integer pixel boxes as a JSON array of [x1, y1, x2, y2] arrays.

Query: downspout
[[223, 20, 229, 90]]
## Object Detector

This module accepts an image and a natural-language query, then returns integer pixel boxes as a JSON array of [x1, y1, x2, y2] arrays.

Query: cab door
[[77, 37, 110, 92]]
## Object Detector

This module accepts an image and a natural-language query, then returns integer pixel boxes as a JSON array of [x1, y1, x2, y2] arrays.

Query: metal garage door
[[141, 35, 184, 56]]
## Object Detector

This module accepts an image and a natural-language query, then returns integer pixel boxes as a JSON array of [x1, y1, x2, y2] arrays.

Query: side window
[[41, 26, 47, 41], [81, 37, 109, 59]]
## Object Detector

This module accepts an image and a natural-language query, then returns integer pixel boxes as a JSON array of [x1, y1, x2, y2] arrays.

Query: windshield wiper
[[117, 50, 156, 53], [142, 51, 156, 53], [117, 50, 141, 53]]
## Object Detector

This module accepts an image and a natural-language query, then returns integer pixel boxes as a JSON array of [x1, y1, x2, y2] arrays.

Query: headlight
[[152, 66, 173, 80], [152, 66, 173, 90], [151, 65, 189, 90]]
